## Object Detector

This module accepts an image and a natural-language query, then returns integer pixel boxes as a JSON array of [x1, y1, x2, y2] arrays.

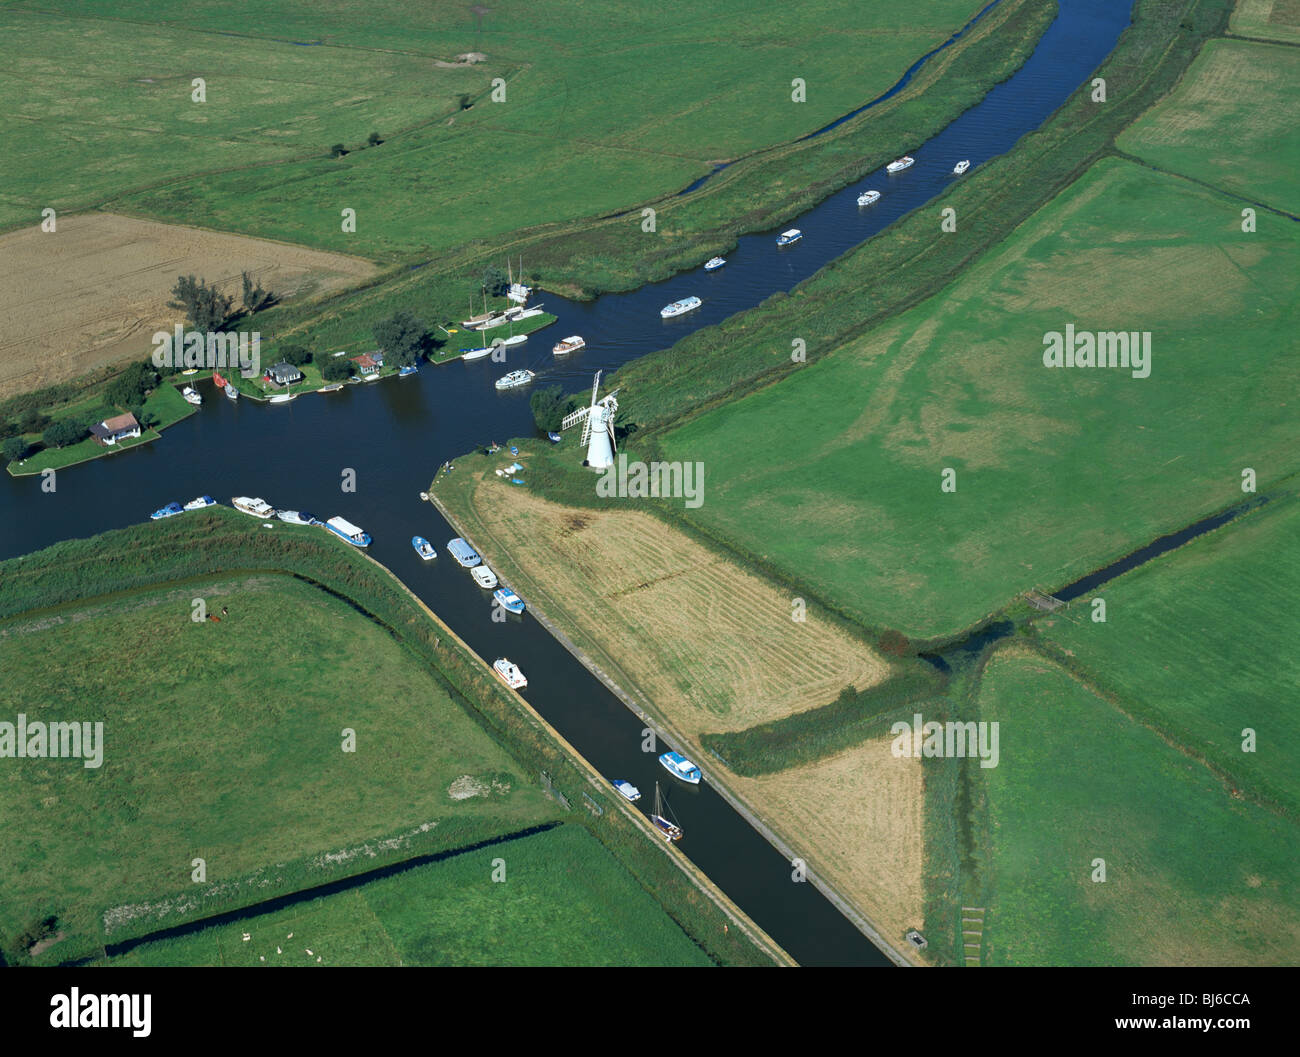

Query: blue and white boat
[[776, 229, 802, 246], [277, 509, 316, 525], [150, 501, 184, 520], [398, 364, 419, 377], [611, 779, 641, 802], [447, 538, 482, 567], [183, 496, 216, 511], [704, 256, 726, 271], [547, 431, 562, 443], [659, 751, 701, 785], [325, 516, 371, 547], [660, 295, 702, 319], [493, 587, 525, 614], [412, 535, 436, 560]]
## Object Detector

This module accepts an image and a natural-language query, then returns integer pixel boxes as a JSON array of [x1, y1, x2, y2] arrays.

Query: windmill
[[561, 370, 620, 470]]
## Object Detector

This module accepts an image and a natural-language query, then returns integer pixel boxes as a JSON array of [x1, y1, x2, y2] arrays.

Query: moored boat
[[447, 538, 482, 567], [212, 371, 227, 388], [659, 751, 701, 784], [398, 364, 419, 377], [412, 535, 437, 560], [704, 256, 726, 271], [552, 335, 585, 355], [325, 516, 370, 547], [461, 343, 494, 360], [150, 501, 184, 520], [660, 295, 702, 319], [953, 159, 971, 175], [232, 496, 276, 519], [183, 496, 216, 511], [611, 779, 641, 803], [776, 228, 802, 246], [493, 657, 527, 690], [182, 386, 202, 405], [277, 510, 317, 525], [501, 333, 528, 347], [224, 382, 239, 400], [317, 383, 344, 393], [651, 783, 683, 842], [269, 393, 296, 404], [857, 189, 881, 206], [547, 431, 562, 443], [492, 587, 525, 614], [886, 155, 915, 173], [470, 565, 498, 589], [494, 369, 535, 391]]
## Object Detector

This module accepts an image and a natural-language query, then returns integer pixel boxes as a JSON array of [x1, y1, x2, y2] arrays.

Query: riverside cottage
[[89, 412, 141, 447]]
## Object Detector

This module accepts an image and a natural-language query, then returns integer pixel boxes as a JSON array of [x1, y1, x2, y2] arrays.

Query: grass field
[[0, 571, 556, 959], [977, 650, 1300, 966], [1036, 496, 1300, 816], [0, 213, 377, 400], [100, 824, 712, 967], [3, 0, 1001, 254], [434, 458, 891, 740], [1117, 39, 1300, 212], [657, 157, 1299, 639], [1229, 0, 1300, 41]]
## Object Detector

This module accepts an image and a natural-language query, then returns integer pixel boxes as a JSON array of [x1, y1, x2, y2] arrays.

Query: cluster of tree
[[2, 435, 29, 463], [372, 310, 430, 368], [41, 417, 88, 450], [12, 915, 60, 956], [104, 362, 158, 412], [329, 132, 382, 159], [530, 385, 577, 432], [319, 357, 353, 382], [0, 408, 50, 441], [276, 344, 312, 367], [481, 265, 509, 299], [170, 273, 275, 333]]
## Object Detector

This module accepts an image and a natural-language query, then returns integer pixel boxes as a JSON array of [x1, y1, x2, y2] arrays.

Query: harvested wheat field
[[733, 738, 926, 962], [0, 213, 377, 399], [451, 476, 890, 740]]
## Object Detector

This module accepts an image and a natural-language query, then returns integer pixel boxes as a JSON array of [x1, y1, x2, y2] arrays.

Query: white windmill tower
[[561, 370, 621, 470]]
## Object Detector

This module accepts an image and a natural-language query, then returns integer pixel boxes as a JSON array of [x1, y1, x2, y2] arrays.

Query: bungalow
[[266, 361, 304, 388], [350, 353, 380, 377], [89, 412, 141, 447]]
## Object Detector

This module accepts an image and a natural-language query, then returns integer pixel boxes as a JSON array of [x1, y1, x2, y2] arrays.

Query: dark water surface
[[1, 0, 1136, 966]]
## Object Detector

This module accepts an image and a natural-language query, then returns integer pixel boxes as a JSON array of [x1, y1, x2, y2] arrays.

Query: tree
[[3, 436, 27, 463], [105, 362, 158, 409], [877, 629, 912, 657], [329, 143, 347, 158], [169, 275, 233, 332], [320, 357, 353, 382], [42, 419, 84, 449], [240, 271, 272, 313], [481, 265, 508, 298], [529, 385, 575, 433], [367, 131, 382, 146], [277, 343, 312, 367], [372, 310, 429, 368]]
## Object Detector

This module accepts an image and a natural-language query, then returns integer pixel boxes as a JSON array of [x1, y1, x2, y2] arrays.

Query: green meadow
[[0, 571, 556, 959], [658, 157, 1299, 639], [976, 651, 1300, 966], [1, 0, 1028, 254], [1117, 38, 1300, 212], [1037, 497, 1300, 815], [101, 824, 712, 967], [1229, 0, 1300, 42]]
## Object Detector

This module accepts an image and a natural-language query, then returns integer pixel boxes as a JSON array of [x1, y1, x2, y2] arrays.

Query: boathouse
[[89, 412, 141, 447]]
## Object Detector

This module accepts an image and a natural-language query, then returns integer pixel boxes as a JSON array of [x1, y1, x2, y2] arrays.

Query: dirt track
[[0, 213, 377, 400]]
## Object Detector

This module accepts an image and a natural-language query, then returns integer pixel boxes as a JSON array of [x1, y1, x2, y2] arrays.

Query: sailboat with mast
[[650, 782, 683, 842]]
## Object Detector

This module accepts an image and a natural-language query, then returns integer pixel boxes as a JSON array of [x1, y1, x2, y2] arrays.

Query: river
[[0, 0, 1136, 966]]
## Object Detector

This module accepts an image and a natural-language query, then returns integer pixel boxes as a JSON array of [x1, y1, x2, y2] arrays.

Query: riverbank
[[0, 510, 785, 967]]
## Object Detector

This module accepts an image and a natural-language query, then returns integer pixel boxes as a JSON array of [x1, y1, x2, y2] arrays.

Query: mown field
[[658, 157, 1299, 639], [100, 824, 712, 967], [433, 457, 891, 740], [976, 650, 1300, 966], [3, 0, 1004, 255], [1117, 38, 1300, 212], [1229, 0, 1300, 41], [1037, 496, 1300, 816], [0, 569, 557, 960]]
